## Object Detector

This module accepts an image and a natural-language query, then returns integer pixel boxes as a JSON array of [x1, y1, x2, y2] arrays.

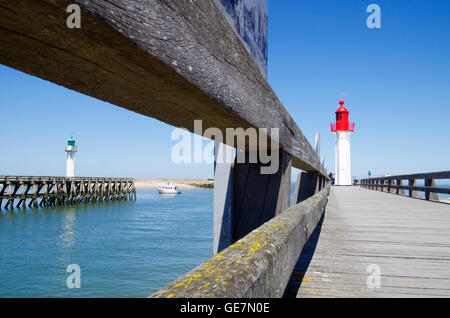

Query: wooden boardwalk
[[285, 186, 450, 298]]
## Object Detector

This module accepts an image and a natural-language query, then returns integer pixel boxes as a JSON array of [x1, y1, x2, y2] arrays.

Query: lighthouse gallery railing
[[330, 122, 355, 132]]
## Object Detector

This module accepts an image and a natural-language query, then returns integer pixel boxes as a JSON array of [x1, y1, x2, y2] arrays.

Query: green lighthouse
[[64, 136, 78, 177]]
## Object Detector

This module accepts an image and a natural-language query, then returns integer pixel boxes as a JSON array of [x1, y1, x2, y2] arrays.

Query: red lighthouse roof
[[331, 100, 355, 132], [336, 100, 349, 113]]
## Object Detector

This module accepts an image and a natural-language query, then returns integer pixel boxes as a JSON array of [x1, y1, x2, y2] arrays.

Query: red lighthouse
[[330, 100, 355, 186], [331, 100, 355, 132]]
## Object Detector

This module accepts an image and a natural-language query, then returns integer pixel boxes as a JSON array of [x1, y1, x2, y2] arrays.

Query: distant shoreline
[[134, 178, 213, 190]]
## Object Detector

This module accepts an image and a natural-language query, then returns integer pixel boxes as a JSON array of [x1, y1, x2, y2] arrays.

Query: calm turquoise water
[[0, 189, 213, 297]]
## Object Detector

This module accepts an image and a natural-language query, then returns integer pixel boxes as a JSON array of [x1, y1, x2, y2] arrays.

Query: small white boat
[[158, 183, 181, 194]]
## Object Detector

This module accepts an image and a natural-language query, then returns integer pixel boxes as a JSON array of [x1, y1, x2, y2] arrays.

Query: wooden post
[[0, 181, 5, 210], [107, 179, 111, 201], [425, 178, 439, 201], [39, 181, 46, 207], [292, 171, 319, 206], [49, 180, 56, 206], [56, 180, 62, 206], [6, 182, 18, 209], [213, 143, 234, 255], [86, 178, 91, 203], [95, 179, 100, 202], [232, 150, 291, 243], [408, 179, 421, 198], [99, 179, 104, 202], [111, 180, 114, 201], [212, 148, 292, 250], [17, 179, 25, 209], [292, 174, 301, 207], [80, 179, 86, 203], [28, 182, 35, 208], [397, 179, 406, 195], [120, 179, 124, 200], [37, 183, 43, 207]]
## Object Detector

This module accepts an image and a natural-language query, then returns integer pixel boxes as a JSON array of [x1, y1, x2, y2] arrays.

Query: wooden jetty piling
[[0, 176, 136, 210]]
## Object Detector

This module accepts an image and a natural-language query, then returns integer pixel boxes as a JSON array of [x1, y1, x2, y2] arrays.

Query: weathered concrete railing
[[360, 171, 450, 202], [0, 176, 136, 210], [151, 185, 329, 298]]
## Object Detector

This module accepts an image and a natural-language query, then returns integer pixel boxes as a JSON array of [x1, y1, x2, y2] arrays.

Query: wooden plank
[[287, 186, 450, 298], [0, 0, 324, 174]]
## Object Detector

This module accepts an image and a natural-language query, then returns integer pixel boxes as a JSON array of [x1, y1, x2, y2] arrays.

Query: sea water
[[0, 189, 213, 297]]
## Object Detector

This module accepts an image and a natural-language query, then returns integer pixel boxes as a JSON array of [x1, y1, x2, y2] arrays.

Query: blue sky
[[1, 0, 449, 179]]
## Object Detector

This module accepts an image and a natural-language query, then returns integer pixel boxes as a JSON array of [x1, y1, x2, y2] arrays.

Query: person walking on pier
[[329, 172, 335, 186]]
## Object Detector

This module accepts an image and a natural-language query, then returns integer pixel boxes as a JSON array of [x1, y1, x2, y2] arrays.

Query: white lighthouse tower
[[330, 100, 355, 186], [65, 136, 78, 178]]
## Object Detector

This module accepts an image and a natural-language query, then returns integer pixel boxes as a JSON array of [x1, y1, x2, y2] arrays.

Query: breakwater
[[0, 176, 136, 210]]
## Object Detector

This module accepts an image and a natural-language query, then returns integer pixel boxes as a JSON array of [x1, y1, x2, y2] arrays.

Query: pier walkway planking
[[285, 186, 450, 298]]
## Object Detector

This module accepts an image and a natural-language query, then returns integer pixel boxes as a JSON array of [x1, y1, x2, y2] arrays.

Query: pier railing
[[360, 171, 450, 202], [151, 185, 330, 298], [0, 176, 136, 210], [1, 0, 330, 298]]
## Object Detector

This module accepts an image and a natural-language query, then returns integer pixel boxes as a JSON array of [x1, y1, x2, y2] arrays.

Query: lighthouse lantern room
[[331, 100, 355, 186], [64, 136, 78, 178]]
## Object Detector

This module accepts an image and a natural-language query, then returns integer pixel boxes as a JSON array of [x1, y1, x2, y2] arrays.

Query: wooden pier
[[285, 186, 450, 298], [2, 1, 449, 299], [0, 176, 136, 210]]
